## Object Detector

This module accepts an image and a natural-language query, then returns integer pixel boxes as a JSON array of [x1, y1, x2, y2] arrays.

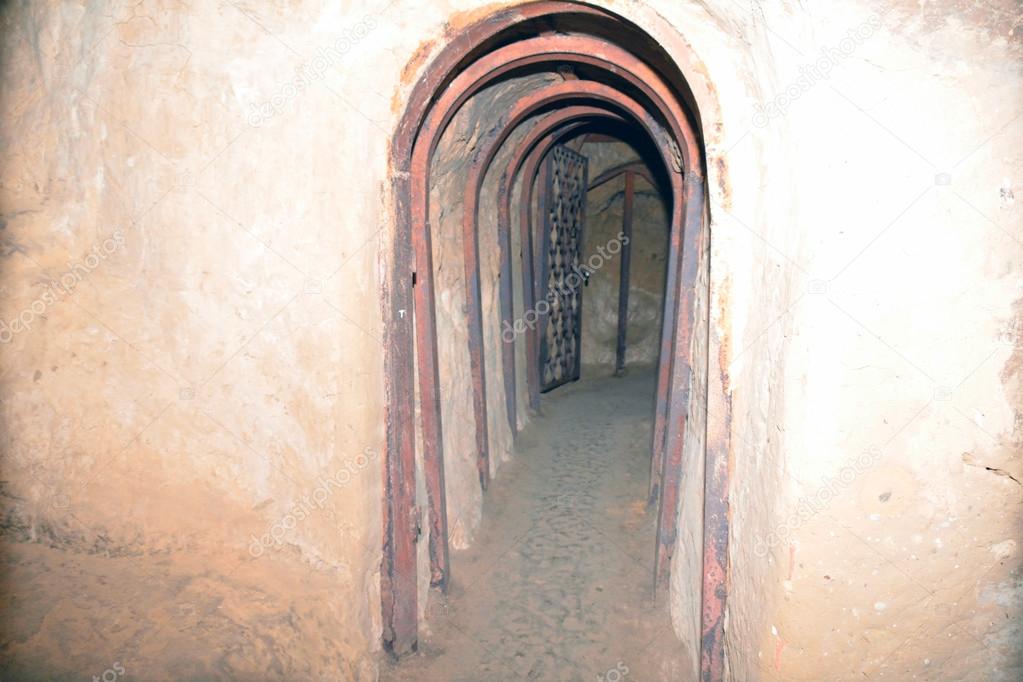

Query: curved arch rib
[[386, 6, 712, 665], [494, 109, 628, 432], [459, 79, 678, 488], [499, 113, 630, 414], [406, 34, 701, 515]]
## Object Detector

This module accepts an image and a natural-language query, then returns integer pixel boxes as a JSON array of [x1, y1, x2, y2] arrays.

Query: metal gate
[[537, 145, 588, 392]]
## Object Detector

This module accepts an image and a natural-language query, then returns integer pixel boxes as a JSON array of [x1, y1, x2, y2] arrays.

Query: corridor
[[382, 371, 689, 681]]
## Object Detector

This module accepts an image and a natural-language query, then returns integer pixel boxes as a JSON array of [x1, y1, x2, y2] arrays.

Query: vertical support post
[[534, 160, 550, 311], [496, 175, 518, 436], [464, 195, 490, 492], [649, 172, 685, 505], [411, 163, 449, 588], [614, 170, 634, 377], [653, 174, 704, 592], [519, 167, 542, 413], [701, 385, 732, 682], [382, 172, 419, 657], [531, 159, 551, 396], [536, 153, 555, 384]]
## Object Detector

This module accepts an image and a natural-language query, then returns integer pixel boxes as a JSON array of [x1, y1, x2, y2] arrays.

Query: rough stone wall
[[0, 0, 1019, 680], [0, 2, 390, 678], [578, 141, 669, 371], [759, 2, 1023, 679], [668, 0, 1023, 679]]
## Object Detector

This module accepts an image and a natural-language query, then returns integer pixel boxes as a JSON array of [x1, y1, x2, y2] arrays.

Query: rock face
[[0, 2, 389, 678], [0, 0, 1019, 680], [578, 140, 669, 371]]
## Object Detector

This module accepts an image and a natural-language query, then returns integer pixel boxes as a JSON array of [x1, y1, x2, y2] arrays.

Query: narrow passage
[[382, 370, 689, 681]]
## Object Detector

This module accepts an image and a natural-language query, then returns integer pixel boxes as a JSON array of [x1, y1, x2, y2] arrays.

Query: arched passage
[[383, 2, 728, 678]]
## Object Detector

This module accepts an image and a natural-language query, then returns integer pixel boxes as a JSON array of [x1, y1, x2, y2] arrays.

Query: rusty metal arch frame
[[386, 3, 729, 678], [458, 79, 678, 476], [423, 36, 703, 601], [588, 160, 661, 194], [399, 36, 702, 657], [409, 38, 702, 556], [408, 33, 700, 505], [406, 32, 696, 592], [499, 114, 651, 416], [442, 45, 696, 591], [494, 108, 629, 431]]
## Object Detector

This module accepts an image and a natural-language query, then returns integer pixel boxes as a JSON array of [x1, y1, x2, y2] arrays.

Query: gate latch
[[411, 506, 423, 542]]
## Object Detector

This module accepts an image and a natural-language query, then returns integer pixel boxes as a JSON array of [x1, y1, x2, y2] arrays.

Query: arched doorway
[[381, 2, 728, 678]]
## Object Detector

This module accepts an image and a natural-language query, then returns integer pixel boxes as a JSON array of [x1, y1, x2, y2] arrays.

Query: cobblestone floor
[[381, 369, 693, 681]]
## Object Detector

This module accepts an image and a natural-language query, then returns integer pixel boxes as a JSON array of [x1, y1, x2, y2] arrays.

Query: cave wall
[[578, 140, 669, 371], [0, 2, 390, 678], [0, 1, 1019, 680], [671, 1, 1023, 679]]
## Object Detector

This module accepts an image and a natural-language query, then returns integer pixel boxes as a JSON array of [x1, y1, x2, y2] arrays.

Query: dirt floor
[[381, 368, 692, 682]]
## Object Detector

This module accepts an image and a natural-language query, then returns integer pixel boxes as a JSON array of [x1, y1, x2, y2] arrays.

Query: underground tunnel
[[378, 11, 717, 675], [0, 1, 1020, 681]]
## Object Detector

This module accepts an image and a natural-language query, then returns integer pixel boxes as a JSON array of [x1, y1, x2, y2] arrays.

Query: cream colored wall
[[578, 141, 670, 370], [0, 0, 1019, 680], [0, 1, 394, 678], [671, 0, 1023, 679]]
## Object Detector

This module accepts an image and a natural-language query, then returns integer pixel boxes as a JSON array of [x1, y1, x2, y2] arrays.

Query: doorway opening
[[382, 1, 726, 677]]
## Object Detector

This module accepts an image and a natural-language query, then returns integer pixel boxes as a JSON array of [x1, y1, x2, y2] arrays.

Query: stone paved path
[[381, 369, 692, 681]]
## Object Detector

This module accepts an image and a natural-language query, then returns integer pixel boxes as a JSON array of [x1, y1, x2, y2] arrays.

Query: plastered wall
[[578, 140, 670, 370], [0, 1, 392, 678], [0, 1, 1020, 680], [679, 0, 1023, 679]]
